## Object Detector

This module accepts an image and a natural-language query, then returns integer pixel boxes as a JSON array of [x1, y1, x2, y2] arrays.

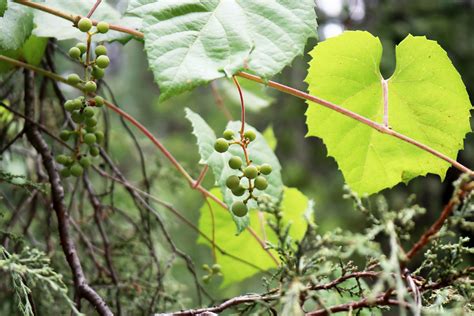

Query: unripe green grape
[[259, 163, 272, 175], [254, 176, 268, 190], [96, 55, 110, 69], [83, 106, 95, 118], [85, 117, 97, 127], [223, 129, 234, 140], [226, 175, 240, 190], [67, 73, 81, 85], [95, 131, 104, 143], [94, 96, 104, 107], [244, 130, 256, 142], [214, 138, 229, 153], [89, 146, 100, 157], [243, 165, 258, 179], [228, 156, 242, 170], [83, 133, 97, 145], [76, 43, 87, 54], [72, 98, 83, 110], [68, 47, 81, 59], [59, 130, 70, 141], [91, 66, 105, 79], [79, 156, 92, 168], [96, 21, 109, 34], [85, 125, 97, 133], [56, 154, 69, 165], [64, 100, 76, 112], [77, 17, 92, 32], [84, 81, 97, 93], [70, 164, 83, 177], [60, 168, 71, 178], [202, 275, 210, 283], [211, 264, 221, 273], [71, 110, 84, 123], [231, 185, 246, 196], [231, 201, 248, 217], [95, 45, 107, 56]]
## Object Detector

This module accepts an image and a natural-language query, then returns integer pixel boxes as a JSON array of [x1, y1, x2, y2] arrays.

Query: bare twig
[[22, 69, 112, 315]]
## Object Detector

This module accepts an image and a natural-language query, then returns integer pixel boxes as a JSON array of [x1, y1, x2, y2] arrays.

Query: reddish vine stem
[[86, 0, 102, 18], [405, 180, 474, 260], [236, 71, 473, 175], [232, 75, 246, 137]]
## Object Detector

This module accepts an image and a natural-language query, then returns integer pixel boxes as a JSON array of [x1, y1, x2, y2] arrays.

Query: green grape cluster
[[56, 18, 110, 178], [214, 129, 273, 218], [201, 263, 222, 284]]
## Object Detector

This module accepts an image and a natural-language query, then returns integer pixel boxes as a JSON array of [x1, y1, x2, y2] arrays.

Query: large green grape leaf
[[127, 0, 317, 101], [305, 31, 472, 195], [197, 187, 311, 287], [0, 2, 33, 50], [185, 108, 283, 233], [33, 0, 141, 42]]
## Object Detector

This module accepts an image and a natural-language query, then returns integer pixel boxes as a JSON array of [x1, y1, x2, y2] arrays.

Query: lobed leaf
[[127, 0, 317, 100], [305, 31, 472, 195]]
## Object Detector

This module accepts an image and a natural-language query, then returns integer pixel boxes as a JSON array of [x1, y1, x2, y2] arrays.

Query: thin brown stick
[[23, 69, 112, 315]]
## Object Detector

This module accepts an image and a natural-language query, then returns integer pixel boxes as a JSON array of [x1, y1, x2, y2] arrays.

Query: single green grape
[[211, 264, 221, 273], [94, 96, 104, 107], [231, 201, 248, 217], [68, 47, 81, 59], [71, 110, 84, 123], [96, 55, 110, 69], [202, 275, 210, 284], [243, 165, 258, 179], [92, 66, 105, 79], [76, 43, 87, 54], [83, 133, 97, 145], [214, 138, 229, 153], [96, 21, 109, 34], [95, 131, 104, 143], [259, 163, 272, 175], [67, 73, 81, 85], [85, 117, 97, 127], [64, 100, 76, 112], [72, 98, 83, 110], [254, 176, 268, 190], [83, 106, 95, 118], [95, 45, 107, 56], [77, 17, 92, 32], [85, 125, 97, 133], [244, 130, 256, 142], [60, 168, 71, 178], [228, 156, 242, 170], [223, 129, 234, 140], [231, 185, 246, 196], [59, 130, 70, 141], [84, 81, 97, 93], [226, 175, 240, 190], [79, 156, 92, 168], [70, 164, 84, 177], [89, 146, 100, 157], [56, 154, 69, 165]]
